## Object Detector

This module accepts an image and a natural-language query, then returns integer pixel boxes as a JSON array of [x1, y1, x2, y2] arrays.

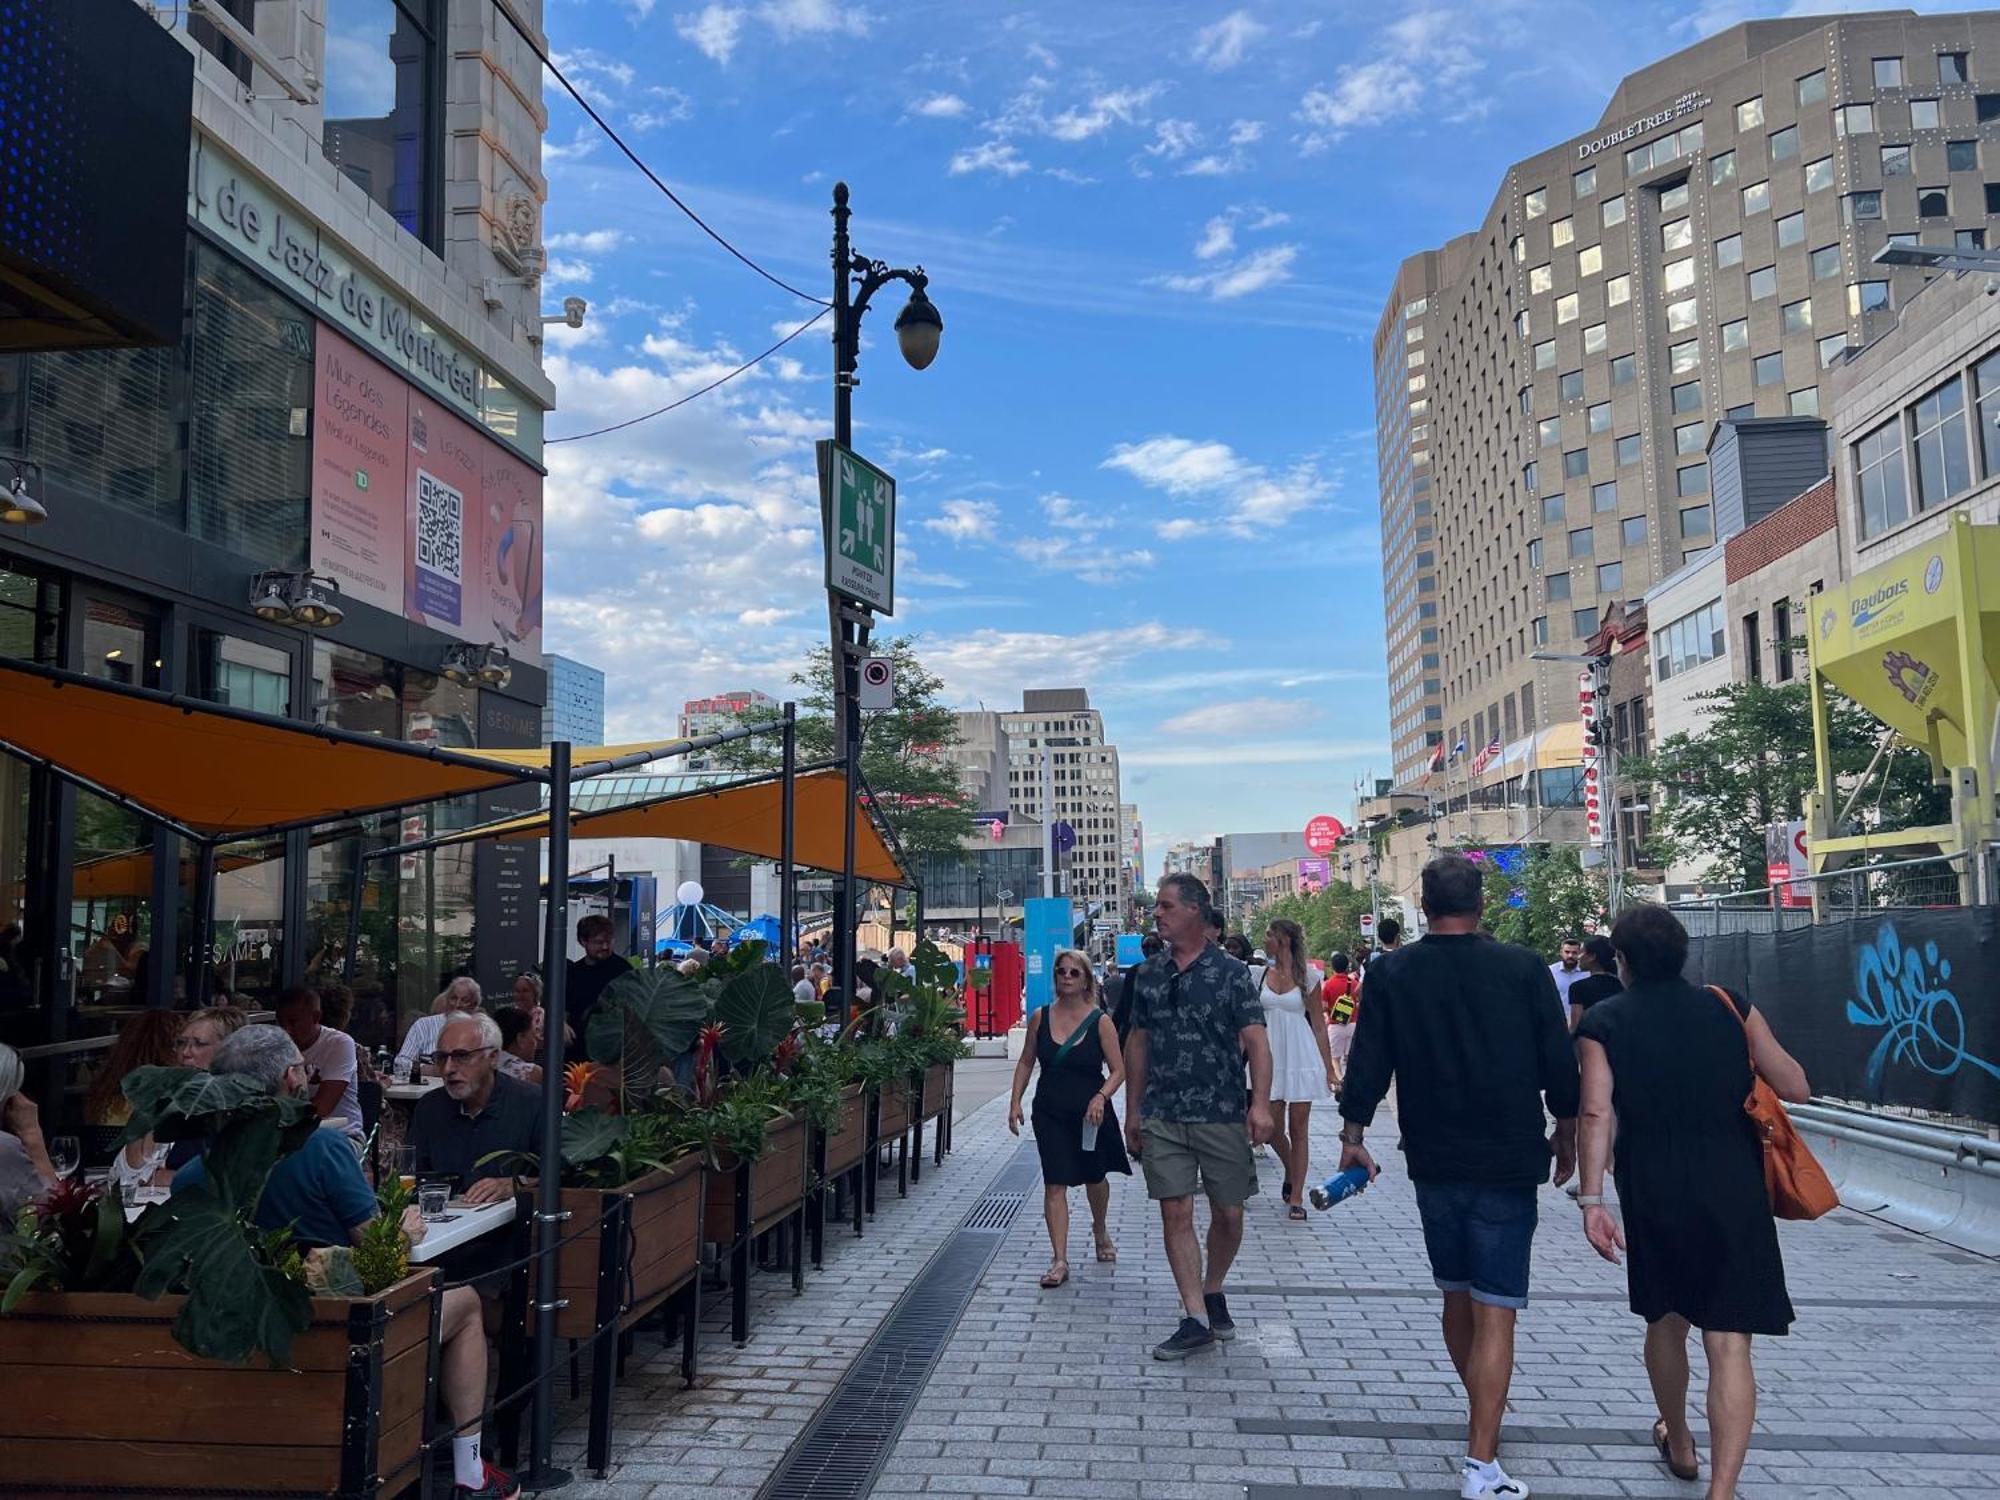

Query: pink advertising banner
[[311, 327, 542, 656]]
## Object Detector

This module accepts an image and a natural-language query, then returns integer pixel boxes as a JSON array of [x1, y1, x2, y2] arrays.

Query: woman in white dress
[[1259, 918, 1339, 1221]]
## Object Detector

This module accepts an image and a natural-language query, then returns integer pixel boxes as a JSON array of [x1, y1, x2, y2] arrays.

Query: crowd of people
[[1007, 856, 1810, 1500]]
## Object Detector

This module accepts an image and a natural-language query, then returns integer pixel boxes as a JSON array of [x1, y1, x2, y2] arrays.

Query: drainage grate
[[755, 1142, 1039, 1500]]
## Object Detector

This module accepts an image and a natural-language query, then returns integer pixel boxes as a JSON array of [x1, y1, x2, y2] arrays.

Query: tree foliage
[[1479, 845, 1607, 952], [1246, 879, 1382, 962], [708, 636, 973, 868], [1626, 680, 1948, 891]]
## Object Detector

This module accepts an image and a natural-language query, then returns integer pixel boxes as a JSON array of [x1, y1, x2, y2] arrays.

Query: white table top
[[409, 1197, 517, 1262], [385, 1078, 445, 1102]]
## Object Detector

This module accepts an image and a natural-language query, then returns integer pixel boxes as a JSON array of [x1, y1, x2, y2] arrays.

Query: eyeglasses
[[427, 1047, 497, 1067], [1054, 967, 1087, 979]]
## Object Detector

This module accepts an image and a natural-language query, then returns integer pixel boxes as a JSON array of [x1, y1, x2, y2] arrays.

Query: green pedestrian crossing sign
[[818, 440, 896, 615]]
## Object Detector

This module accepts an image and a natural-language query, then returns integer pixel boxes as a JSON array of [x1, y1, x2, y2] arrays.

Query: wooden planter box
[[705, 1111, 810, 1246], [0, 1270, 438, 1498], [874, 1077, 912, 1140], [550, 1153, 704, 1340], [919, 1061, 951, 1124], [823, 1083, 869, 1178]]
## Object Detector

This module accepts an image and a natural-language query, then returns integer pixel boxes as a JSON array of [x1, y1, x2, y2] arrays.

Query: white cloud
[[949, 139, 1030, 177], [1158, 696, 1318, 737], [923, 623, 1208, 705], [628, 87, 693, 129], [737, 606, 795, 627], [1146, 119, 1201, 160], [1103, 434, 1332, 535], [1039, 494, 1108, 533], [1228, 119, 1264, 146], [1044, 83, 1162, 142], [911, 92, 971, 118], [545, 257, 596, 285], [545, 229, 627, 254], [1194, 216, 1236, 261], [1156, 243, 1298, 299], [1043, 166, 1098, 185], [757, 0, 869, 38], [1249, 206, 1290, 230], [1123, 740, 1381, 768], [676, 4, 744, 61], [1012, 535, 1151, 584], [1192, 10, 1267, 70], [1295, 9, 1483, 153], [922, 499, 999, 541]]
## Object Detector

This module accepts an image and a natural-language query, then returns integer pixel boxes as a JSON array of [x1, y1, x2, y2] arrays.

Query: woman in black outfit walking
[[1008, 948, 1130, 1288], [1575, 905, 1810, 1500]]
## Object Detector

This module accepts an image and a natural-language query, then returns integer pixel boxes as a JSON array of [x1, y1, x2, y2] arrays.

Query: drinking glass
[[48, 1136, 80, 1179], [418, 1179, 451, 1220]]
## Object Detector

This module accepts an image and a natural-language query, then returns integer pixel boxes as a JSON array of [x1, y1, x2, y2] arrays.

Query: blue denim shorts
[[1414, 1181, 1539, 1309]]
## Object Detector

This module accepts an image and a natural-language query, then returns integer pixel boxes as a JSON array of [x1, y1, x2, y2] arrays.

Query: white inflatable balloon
[[675, 880, 705, 907]]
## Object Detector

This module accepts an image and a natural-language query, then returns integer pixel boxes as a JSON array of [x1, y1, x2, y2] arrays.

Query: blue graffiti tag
[[1846, 920, 2000, 1091]]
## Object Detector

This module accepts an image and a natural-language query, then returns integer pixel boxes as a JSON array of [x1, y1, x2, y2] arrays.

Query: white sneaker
[[1459, 1459, 1529, 1499]]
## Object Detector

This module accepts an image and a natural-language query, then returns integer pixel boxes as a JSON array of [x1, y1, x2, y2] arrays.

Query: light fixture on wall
[[440, 642, 512, 689], [0, 459, 46, 526], [248, 569, 345, 629]]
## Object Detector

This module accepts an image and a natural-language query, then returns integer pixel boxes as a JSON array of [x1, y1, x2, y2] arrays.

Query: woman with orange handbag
[[1574, 904, 1812, 1500]]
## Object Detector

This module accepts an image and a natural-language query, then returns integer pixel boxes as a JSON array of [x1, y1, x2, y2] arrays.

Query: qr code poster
[[412, 467, 465, 624]]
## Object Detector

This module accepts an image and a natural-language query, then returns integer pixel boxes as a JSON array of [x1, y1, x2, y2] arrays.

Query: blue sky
[[534, 0, 1975, 877]]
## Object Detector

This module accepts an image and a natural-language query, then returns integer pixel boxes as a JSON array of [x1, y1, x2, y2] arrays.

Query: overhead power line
[[547, 307, 829, 444], [490, 0, 830, 309]]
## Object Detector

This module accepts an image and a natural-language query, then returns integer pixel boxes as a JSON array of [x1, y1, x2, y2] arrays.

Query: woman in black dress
[[1575, 905, 1810, 1500], [1008, 948, 1130, 1288]]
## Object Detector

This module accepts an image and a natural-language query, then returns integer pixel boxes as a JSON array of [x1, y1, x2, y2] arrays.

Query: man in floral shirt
[[1123, 873, 1273, 1360]]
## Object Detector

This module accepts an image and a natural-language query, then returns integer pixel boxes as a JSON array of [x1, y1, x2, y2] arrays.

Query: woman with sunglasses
[[1008, 947, 1130, 1288]]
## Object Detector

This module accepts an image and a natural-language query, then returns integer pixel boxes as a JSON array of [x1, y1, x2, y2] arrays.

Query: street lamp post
[[826, 182, 942, 1024], [1533, 648, 1619, 914]]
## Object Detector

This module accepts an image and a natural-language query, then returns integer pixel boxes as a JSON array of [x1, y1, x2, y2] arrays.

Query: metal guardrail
[[1668, 851, 1975, 937]]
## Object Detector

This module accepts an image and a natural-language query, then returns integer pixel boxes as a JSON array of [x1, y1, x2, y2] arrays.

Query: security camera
[[563, 296, 587, 328]]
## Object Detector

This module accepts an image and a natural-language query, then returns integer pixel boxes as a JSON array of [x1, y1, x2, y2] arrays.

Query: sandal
[[1652, 1419, 1700, 1481], [1039, 1259, 1070, 1289], [1287, 1204, 1309, 1222], [1093, 1233, 1117, 1263]]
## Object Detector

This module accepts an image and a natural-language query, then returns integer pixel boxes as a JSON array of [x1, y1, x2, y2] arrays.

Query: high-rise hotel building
[[1376, 11, 2000, 787]]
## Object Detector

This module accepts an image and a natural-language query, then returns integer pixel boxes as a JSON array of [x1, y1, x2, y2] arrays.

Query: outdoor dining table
[[409, 1197, 518, 1262], [385, 1078, 444, 1104]]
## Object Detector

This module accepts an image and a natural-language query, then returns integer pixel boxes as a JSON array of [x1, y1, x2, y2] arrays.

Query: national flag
[[1470, 737, 1502, 774], [1449, 738, 1467, 762], [1427, 742, 1445, 772]]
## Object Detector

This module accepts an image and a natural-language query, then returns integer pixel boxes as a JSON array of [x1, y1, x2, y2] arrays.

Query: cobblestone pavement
[[549, 1084, 2000, 1500]]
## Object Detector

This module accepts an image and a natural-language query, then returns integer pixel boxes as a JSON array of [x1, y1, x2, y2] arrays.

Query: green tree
[[1480, 844, 1607, 952], [1626, 679, 1947, 890], [708, 636, 974, 869], [1247, 879, 1382, 962]]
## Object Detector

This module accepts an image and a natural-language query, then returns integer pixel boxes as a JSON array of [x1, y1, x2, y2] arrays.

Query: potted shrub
[[0, 1068, 438, 1498], [785, 1032, 864, 1264]]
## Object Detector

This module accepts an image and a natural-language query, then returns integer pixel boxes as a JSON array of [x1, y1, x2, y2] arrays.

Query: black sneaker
[[1151, 1316, 1215, 1361], [456, 1461, 520, 1500], [1204, 1291, 1236, 1340]]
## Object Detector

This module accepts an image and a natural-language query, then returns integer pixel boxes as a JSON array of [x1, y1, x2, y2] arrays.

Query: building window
[[1519, 386, 1534, 416], [1671, 380, 1702, 413], [1539, 416, 1562, 447], [1542, 492, 1566, 523], [1754, 351, 1784, 386], [1524, 461, 1539, 491], [1848, 280, 1890, 315], [1622, 514, 1647, 546], [1736, 96, 1764, 131], [1677, 462, 1709, 496], [1742, 180, 1770, 215], [1560, 369, 1585, 402], [1680, 503, 1713, 539], [1587, 400, 1611, 432], [1607, 273, 1631, 306], [1810, 244, 1842, 281], [1881, 143, 1912, 177], [1583, 321, 1608, 355], [1556, 291, 1579, 324], [1940, 51, 1969, 86], [1598, 561, 1624, 592], [1568, 526, 1594, 559], [1527, 537, 1543, 567], [1663, 258, 1695, 294], [321, 0, 441, 246], [1578, 243, 1603, 277], [1715, 232, 1743, 268], [1775, 211, 1805, 248], [1669, 338, 1700, 375], [1573, 607, 1600, 637], [1655, 599, 1725, 679], [1601, 194, 1626, 228], [1804, 155, 1834, 193], [1974, 349, 2000, 479], [1710, 150, 1737, 186], [1530, 263, 1553, 294], [1845, 189, 1883, 222], [1661, 181, 1690, 213], [1856, 414, 1909, 537], [1616, 432, 1641, 465], [1574, 164, 1597, 197], [1919, 186, 1951, 217], [1512, 234, 1527, 262], [1816, 332, 1849, 367], [1552, 216, 1575, 247], [1674, 420, 1705, 454], [1532, 616, 1548, 645], [1749, 265, 1777, 299], [1950, 139, 1980, 171], [1661, 216, 1693, 252], [1611, 352, 1637, 386], [1722, 317, 1749, 351], [1789, 387, 1820, 417], [1742, 609, 1763, 683], [1562, 448, 1589, 479], [1769, 124, 1799, 161], [1986, 184, 2000, 215], [1781, 298, 1813, 333], [1592, 479, 1618, 511], [1525, 186, 1548, 218], [1535, 339, 1556, 370], [1911, 374, 1972, 508], [1870, 58, 1901, 89], [1837, 103, 1875, 136], [1547, 571, 1571, 601]]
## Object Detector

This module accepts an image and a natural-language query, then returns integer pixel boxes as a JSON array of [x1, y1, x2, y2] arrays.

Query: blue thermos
[[1309, 1165, 1370, 1211]]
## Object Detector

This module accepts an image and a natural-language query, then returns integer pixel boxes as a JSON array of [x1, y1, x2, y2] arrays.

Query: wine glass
[[48, 1135, 80, 1180]]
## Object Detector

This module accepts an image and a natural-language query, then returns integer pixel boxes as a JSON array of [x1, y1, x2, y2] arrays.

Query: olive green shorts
[[1138, 1119, 1259, 1206]]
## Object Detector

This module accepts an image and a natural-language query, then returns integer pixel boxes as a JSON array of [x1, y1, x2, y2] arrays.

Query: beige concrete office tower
[[1000, 690, 1125, 910], [1374, 10, 2000, 787]]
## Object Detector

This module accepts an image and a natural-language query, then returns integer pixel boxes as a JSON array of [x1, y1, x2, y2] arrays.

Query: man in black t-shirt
[[565, 915, 630, 1036], [1566, 935, 1623, 1033]]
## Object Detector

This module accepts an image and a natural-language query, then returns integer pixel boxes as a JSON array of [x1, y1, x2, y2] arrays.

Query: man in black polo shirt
[[412, 1012, 541, 1204], [1338, 854, 1578, 1500]]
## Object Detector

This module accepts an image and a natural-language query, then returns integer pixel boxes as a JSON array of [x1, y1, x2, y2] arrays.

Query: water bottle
[[1308, 1165, 1370, 1211], [1080, 1119, 1099, 1152]]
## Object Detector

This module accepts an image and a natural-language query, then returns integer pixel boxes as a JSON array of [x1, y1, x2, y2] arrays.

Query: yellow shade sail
[[0, 659, 542, 840], [434, 766, 907, 885]]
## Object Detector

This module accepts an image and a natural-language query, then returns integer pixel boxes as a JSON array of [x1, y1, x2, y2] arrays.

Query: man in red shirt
[[1321, 951, 1358, 1090]]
